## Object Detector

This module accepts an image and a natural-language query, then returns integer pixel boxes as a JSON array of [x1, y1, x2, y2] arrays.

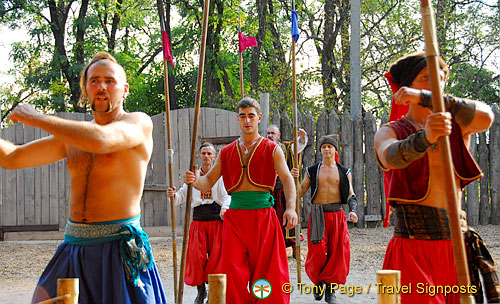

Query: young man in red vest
[[374, 52, 494, 303], [184, 97, 298, 304]]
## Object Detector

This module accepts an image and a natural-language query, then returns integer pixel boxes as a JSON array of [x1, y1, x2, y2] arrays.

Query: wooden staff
[[238, 6, 244, 98], [156, 0, 178, 301], [420, 1, 474, 303], [291, 1, 302, 283], [36, 278, 79, 304], [377, 270, 401, 304], [177, 0, 210, 301]]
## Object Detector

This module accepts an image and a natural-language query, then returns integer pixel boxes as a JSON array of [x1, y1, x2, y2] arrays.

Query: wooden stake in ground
[[177, 0, 210, 302], [208, 274, 227, 304], [156, 0, 178, 301], [420, 1, 474, 303], [377, 270, 400, 304]]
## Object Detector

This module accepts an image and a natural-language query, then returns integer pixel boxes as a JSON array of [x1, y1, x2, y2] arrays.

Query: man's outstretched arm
[[9, 104, 152, 154]]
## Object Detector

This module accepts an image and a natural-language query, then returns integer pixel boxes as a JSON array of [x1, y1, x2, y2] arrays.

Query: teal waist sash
[[64, 215, 154, 288], [230, 191, 274, 209]]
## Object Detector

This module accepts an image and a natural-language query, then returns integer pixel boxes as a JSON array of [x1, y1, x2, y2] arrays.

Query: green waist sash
[[64, 215, 153, 288], [230, 191, 274, 209]]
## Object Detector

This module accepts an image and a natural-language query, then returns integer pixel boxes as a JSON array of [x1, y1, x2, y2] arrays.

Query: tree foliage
[[0, 0, 498, 125]]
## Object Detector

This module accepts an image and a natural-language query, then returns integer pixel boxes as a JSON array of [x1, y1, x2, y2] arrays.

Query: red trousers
[[383, 237, 460, 304], [305, 210, 350, 285], [185, 220, 223, 286], [221, 208, 290, 304]]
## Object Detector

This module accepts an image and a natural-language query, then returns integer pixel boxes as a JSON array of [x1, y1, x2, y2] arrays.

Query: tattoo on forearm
[[385, 129, 431, 169]]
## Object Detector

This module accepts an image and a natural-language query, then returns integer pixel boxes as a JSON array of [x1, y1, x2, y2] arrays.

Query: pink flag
[[161, 31, 175, 68], [238, 32, 257, 53]]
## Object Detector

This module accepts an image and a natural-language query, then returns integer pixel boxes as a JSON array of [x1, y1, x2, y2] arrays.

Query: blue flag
[[291, 10, 299, 43]]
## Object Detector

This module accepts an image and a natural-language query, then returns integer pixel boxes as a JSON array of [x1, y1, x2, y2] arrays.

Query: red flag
[[161, 31, 175, 68], [238, 32, 257, 53]]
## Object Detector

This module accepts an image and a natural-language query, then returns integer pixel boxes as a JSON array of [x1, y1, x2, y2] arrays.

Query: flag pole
[[238, 5, 244, 98], [156, 0, 178, 301], [177, 0, 210, 301], [291, 1, 302, 284], [420, 1, 474, 303]]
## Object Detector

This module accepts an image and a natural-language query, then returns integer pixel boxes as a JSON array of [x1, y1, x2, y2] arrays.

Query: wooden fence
[[1, 105, 499, 230]]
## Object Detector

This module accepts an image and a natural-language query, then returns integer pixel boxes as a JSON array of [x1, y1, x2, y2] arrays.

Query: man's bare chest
[[318, 166, 340, 186]]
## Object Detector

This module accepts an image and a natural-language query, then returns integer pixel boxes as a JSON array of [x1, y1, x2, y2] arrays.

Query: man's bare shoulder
[[120, 112, 153, 129]]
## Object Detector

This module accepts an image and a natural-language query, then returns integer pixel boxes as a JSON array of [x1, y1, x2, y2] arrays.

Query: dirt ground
[[0, 225, 499, 304]]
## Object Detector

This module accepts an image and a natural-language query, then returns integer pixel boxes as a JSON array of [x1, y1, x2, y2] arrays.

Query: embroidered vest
[[220, 137, 277, 193], [306, 161, 351, 204]]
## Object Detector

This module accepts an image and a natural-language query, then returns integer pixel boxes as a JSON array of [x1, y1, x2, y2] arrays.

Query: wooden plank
[[478, 131, 490, 225], [352, 112, 365, 228], [34, 127, 42, 225], [203, 107, 217, 138], [170, 108, 182, 227], [49, 155, 59, 225], [280, 110, 292, 141], [489, 105, 500, 225], [152, 114, 167, 226], [24, 125, 36, 225], [340, 110, 353, 169], [301, 112, 316, 224], [364, 111, 382, 227], [3, 126, 16, 226], [177, 108, 191, 226], [328, 109, 340, 135], [379, 112, 389, 224], [201, 136, 240, 145], [41, 129, 51, 225], [15, 123, 25, 225], [271, 107, 280, 129], [315, 111, 328, 163], [466, 134, 479, 226]]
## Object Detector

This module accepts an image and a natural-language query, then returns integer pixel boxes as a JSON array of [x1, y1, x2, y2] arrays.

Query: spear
[[238, 6, 244, 99], [177, 0, 210, 301], [420, 1, 474, 303], [291, 1, 302, 283], [155, 0, 178, 301]]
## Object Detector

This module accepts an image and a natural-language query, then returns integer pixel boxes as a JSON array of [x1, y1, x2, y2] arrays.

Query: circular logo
[[252, 279, 272, 299]]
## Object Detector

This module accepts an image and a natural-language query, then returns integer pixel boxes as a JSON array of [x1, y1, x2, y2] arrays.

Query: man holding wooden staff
[[184, 97, 298, 304], [374, 52, 494, 303], [0, 51, 167, 304], [292, 134, 358, 304], [266, 124, 307, 258], [168, 142, 230, 304]]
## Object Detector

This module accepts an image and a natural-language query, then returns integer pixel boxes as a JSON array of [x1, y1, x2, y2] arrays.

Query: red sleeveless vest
[[385, 117, 482, 204], [220, 137, 278, 193]]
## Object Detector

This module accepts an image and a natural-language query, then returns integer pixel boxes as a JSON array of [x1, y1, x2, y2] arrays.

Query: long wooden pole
[[208, 274, 227, 304], [156, 1, 178, 301], [420, 2, 474, 303], [177, 0, 210, 302], [238, 6, 244, 98], [291, 2, 302, 284]]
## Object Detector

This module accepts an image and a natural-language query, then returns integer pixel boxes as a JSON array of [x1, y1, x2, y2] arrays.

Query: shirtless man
[[293, 134, 358, 304], [184, 97, 298, 304], [0, 52, 166, 304], [374, 52, 493, 303], [168, 142, 230, 304]]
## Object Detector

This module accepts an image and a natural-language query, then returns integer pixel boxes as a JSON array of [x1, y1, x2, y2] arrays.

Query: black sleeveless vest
[[306, 161, 350, 204]]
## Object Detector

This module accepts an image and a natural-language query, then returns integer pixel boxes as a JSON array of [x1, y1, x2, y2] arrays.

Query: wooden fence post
[[281, 110, 293, 141], [328, 109, 340, 135], [490, 105, 500, 225], [315, 111, 328, 163], [302, 112, 316, 224], [364, 111, 382, 227], [353, 112, 365, 228], [341, 110, 353, 169], [478, 131, 490, 225], [466, 134, 479, 226]]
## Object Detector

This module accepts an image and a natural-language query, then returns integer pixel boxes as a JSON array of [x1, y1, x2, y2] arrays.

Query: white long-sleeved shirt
[[174, 169, 231, 209]]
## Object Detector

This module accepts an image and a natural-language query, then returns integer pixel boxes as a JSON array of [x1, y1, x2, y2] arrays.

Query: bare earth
[[1, 225, 499, 304]]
